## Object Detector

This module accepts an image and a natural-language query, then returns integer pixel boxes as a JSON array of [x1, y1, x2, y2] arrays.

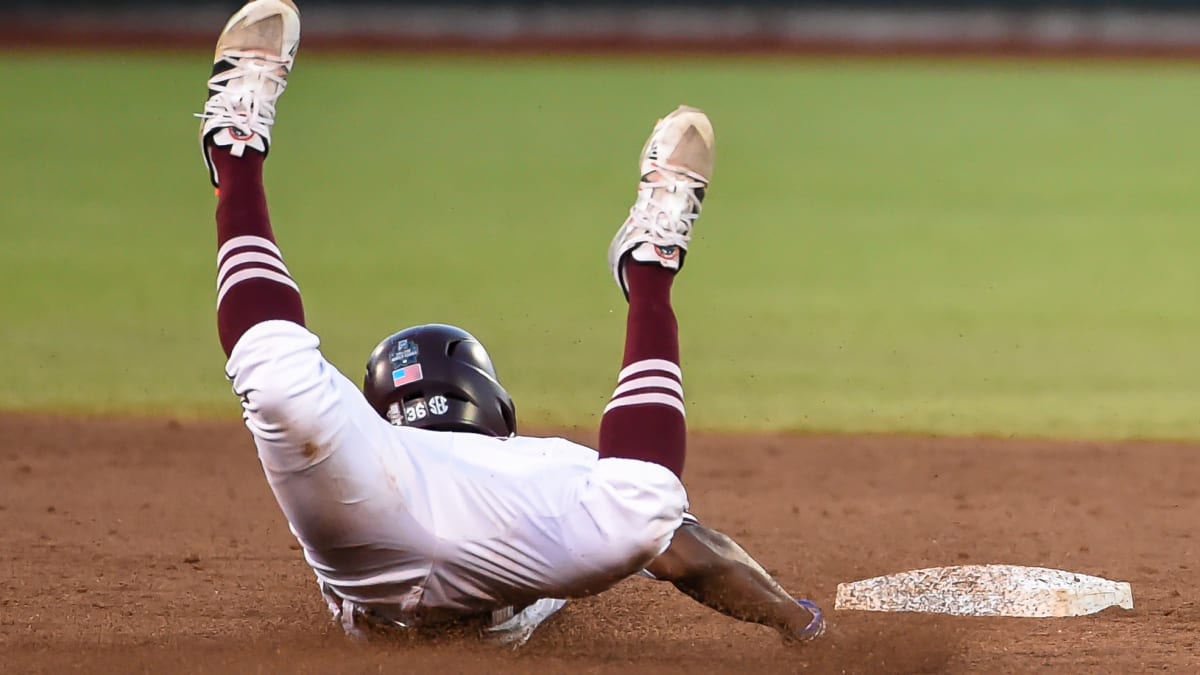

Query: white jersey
[[226, 321, 688, 629]]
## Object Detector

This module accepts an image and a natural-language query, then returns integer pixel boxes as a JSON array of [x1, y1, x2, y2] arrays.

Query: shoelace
[[195, 50, 291, 137], [627, 173, 706, 247]]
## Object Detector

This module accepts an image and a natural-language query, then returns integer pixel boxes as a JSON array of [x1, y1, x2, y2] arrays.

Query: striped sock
[[598, 263, 686, 477], [212, 148, 305, 356], [604, 359, 685, 418]]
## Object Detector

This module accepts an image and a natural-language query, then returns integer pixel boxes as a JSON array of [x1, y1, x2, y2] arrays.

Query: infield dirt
[[3, 412, 1198, 673]]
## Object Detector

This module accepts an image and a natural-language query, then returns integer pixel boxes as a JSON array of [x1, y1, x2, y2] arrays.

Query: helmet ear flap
[[499, 396, 517, 436]]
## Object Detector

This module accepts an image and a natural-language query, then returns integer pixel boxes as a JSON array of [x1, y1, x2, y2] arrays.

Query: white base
[[835, 564, 1134, 618]]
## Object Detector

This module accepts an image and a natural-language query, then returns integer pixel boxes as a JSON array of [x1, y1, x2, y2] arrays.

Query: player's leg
[[200, 0, 304, 353], [599, 107, 714, 478], [598, 111, 822, 643], [198, 1, 435, 622], [505, 108, 712, 598]]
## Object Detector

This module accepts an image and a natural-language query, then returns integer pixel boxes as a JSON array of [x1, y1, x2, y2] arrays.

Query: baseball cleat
[[608, 105, 715, 298], [196, 0, 301, 187], [795, 598, 826, 641], [485, 598, 568, 648]]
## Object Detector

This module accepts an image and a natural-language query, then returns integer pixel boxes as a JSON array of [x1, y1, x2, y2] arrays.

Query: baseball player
[[198, 0, 824, 647]]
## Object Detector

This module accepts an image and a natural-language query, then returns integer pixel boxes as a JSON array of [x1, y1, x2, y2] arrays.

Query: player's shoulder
[[500, 433, 599, 461], [398, 427, 600, 468], [502, 433, 594, 451]]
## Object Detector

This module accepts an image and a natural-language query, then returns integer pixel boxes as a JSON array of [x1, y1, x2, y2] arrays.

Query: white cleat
[[196, 0, 301, 187], [485, 598, 568, 648], [608, 105, 715, 298]]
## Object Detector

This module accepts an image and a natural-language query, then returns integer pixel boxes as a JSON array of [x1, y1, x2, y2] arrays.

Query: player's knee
[[246, 359, 333, 438], [226, 321, 332, 432], [589, 458, 688, 573], [246, 369, 314, 427]]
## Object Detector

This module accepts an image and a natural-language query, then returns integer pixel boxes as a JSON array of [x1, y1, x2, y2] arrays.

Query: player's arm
[[645, 521, 823, 643]]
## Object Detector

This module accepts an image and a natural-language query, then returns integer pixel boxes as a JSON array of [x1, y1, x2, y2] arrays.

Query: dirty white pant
[[226, 321, 688, 626]]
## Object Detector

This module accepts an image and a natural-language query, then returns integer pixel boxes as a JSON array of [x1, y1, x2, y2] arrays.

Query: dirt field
[[3, 412, 1198, 673]]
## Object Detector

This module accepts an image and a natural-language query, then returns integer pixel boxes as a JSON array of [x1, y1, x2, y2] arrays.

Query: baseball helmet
[[363, 324, 516, 437]]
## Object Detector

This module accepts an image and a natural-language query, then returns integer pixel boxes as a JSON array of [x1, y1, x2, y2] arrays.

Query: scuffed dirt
[[3, 413, 1198, 673]]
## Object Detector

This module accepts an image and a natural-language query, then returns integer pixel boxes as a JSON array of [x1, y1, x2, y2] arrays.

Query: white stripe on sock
[[217, 235, 284, 266], [216, 251, 291, 290], [216, 267, 300, 307], [602, 392, 686, 417], [617, 358, 682, 384], [611, 375, 683, 399]]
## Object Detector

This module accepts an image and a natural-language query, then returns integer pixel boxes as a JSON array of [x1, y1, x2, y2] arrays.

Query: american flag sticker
[[392, 364, 424, 387]]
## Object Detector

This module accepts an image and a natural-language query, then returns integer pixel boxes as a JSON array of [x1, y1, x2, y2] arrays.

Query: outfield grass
[[2, 52, 1200, 438]]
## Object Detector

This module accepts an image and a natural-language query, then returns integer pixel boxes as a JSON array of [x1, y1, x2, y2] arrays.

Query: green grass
[[2, 52, 1200, 438]]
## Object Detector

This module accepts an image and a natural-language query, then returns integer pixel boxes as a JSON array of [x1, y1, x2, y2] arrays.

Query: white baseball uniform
[[225, 320, 689, 633]]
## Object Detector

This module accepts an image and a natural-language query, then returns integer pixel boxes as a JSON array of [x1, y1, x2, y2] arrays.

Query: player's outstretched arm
[[645, 522, 824, 643]]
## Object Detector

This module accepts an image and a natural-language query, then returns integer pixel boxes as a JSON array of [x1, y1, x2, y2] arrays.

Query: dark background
[[6, 0, 1200, 9], [5, 0, 1199, 54]]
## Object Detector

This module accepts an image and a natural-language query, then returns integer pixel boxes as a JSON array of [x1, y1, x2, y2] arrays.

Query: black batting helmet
[[363, 324, 517, 437]]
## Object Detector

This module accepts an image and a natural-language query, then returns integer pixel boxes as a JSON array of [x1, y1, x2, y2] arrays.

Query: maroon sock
[[213, 148, 305, 357], [598, 262, 686, 477]]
